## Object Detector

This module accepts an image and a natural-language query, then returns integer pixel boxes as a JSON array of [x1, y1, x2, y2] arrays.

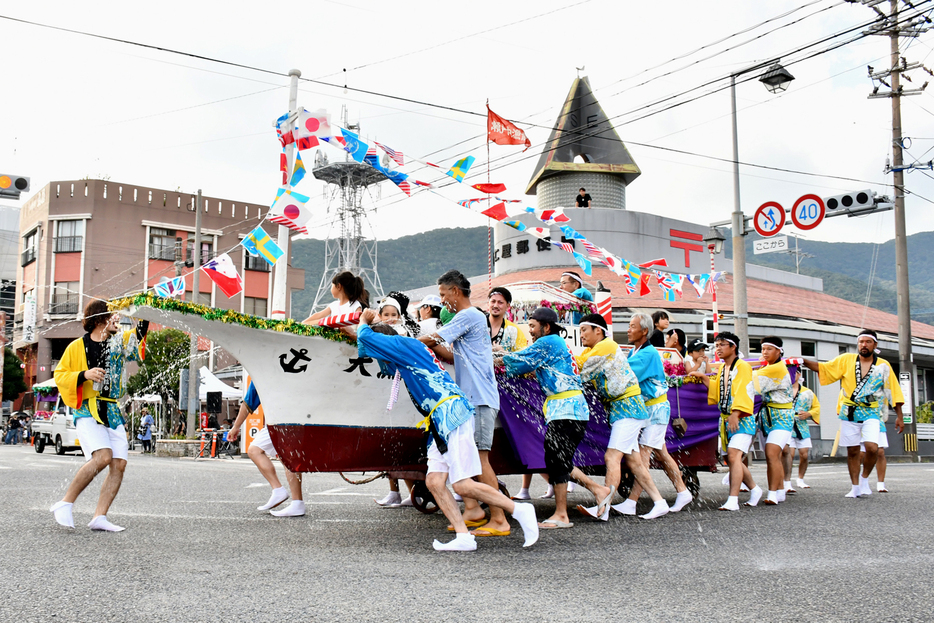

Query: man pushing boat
[[356, 308, 539, 552]]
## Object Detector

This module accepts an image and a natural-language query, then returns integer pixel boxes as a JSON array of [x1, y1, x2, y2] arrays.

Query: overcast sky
[[3, 0, 934, 253]]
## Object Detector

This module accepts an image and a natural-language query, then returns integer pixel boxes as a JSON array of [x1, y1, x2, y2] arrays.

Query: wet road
[[1, 444, 932, 622]]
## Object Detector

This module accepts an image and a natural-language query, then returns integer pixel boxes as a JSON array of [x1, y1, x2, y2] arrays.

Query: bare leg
[[861, 442, 878, 478], [388, 478, 400, 493], [285, 470, 303, 501], [463, 451, 508, 530], [248, 444, 282, 489], [846, 445, 861, 485], [627, 445, 654, 501], [797, 448, 809, 480], [876, 448, 887, 483], [765, 443, 784, 492], [521, 474, 533, 489], [454, 478, 516, 515], [728, 448, 755, 497], [543, 482, 570, 524], [569, 466, 608, 502], [427, 472, 467, 534], [654, 445, 687, 493], [626, 450, 662, 502], [63, 448, 113, 504], [93, 458, 126, 517], [782, 445, 794, 482]]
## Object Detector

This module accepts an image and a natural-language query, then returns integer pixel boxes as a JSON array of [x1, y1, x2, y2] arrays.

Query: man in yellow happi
[[698, 331, 762, 511], [802, 329, 903, 498], [50, 300, 148, 532]]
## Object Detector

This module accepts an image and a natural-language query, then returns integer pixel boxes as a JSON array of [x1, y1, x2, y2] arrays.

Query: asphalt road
[[1, 444, 932, 623]]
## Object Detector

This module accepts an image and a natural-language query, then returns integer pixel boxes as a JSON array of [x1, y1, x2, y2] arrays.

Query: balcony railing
[[21, 248, 36, 266], [54, 236, 83, 253], [149, 243, 176, 261], [50, 295, 79, 316], [244, 254, 271, 272]]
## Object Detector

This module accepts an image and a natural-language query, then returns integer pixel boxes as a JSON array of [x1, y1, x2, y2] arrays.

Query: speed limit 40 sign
[[790, 194, 825, 230]]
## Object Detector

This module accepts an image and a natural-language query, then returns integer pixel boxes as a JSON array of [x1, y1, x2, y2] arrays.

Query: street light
[[730, 60, 795, 356], [704, 226, 726, 341]]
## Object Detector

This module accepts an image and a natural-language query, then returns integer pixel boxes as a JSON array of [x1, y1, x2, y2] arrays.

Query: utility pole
[[730, 74, 750, 357], [187, 189, 203, 438], [862, 0, 931, 459], [270, 69, 302, 320]]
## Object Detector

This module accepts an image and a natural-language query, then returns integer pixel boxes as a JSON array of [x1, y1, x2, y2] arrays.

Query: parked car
[[31, 400, 82, 456]]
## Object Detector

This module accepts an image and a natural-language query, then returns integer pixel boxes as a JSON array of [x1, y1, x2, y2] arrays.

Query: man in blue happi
[[357, 308, 538, 552], [495, 307, 589, 530]]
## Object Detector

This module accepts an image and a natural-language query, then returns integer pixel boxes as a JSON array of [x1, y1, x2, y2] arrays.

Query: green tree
[[128, 328, 191, 404], [3, 347, 27, 401]]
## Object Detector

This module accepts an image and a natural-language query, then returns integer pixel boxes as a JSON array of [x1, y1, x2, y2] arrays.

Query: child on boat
[[303, 271, 369, 333]]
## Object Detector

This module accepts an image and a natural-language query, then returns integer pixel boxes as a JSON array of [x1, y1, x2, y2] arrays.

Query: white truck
[[31, 399, 83, 456]]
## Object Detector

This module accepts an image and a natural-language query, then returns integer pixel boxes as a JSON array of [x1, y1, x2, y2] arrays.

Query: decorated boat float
[[113, 292, 740, 505]]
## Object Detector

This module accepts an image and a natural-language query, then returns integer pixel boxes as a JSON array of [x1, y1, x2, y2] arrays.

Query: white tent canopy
[[198, 366, 241, 401]]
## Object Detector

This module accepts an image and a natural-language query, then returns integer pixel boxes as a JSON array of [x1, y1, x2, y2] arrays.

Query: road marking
[[0, 465, 10, 469], [246, 483, 268, 488], [315, 488, 347, 495]]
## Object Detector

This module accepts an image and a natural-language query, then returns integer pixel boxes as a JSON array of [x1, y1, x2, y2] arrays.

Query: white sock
[[539, 484, 555, 499], [398, 495, 414, 507], [766, 490, 779, 505], [50, 501, 74, 528], [746, 486, 763, 507], [640, 500, 670, 520], [846, 484, 861, 498], [721, 473, 730, 486], [776, 489, 786, 503], [719, 496, 740, 511], [783, 480, 792, 491], [259, 487, 289, 511], [740, 482, 750, 492], [859, 477, 872, 496], [512, 487, 530, 500], [88, 515, 125, 532], [877, 481, 887, 492], [796, 478, 809, 489], [567, 481, 577, 493], [671, 490, 693, 512], [270, 500, 306, 517], [511, 503, 540, 547], [432, 532, 476, 552], [612, 499, 637, 515]]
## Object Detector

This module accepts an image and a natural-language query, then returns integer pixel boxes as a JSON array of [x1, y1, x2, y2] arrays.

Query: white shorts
[[727, 433, 754, 453], [250, 426, 277, 458], [788, 437, 812, 450], [766, 429, 792, 449], [76, 418, 129, 462], [639, 423, 668, 450], [840, 419, 880, 448], [426, 418, 482, 485], [608, 418, 647, 455], [861, 429, 889, 451]]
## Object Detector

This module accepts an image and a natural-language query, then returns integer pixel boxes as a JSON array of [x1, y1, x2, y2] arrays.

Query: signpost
[[900, 372, 914, 424], [753, 201, 785, 237], [753, 235, 788, 254], [790, 194, 825, 230]]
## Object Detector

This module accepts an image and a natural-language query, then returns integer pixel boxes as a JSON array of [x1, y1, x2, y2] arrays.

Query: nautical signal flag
[[269, 188, 312, 234], [502, 219, 526, 232], [201, 253, 243, 298], [290, 151, 306, 187], [446, 156, 475, 182], [242, 226, 284, 266], [487, 105, 531, 151], [154, 276, 185, 298]]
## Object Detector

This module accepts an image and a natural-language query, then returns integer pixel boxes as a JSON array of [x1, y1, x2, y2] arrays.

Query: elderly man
[[613, 313, 690, 518], [558, 271, 593, 325], [419, 270, 508, 537], [495, 307, 590, 529], [801, 329, 904, 498], [361, 308, 538, 551], [51, 300, 148, 532], [697, 332, 762, 511]]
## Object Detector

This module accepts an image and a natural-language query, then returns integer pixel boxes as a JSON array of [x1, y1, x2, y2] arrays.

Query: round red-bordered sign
[[753, 201, 785, 237], [790, 194, 825, 231]]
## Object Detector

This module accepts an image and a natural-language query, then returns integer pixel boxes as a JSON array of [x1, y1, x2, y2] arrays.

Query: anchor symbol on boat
[[279, 348, 311, 373]]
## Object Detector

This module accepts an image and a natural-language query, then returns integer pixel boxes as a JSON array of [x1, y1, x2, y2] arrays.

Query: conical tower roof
[[525, 76, 641, 195]]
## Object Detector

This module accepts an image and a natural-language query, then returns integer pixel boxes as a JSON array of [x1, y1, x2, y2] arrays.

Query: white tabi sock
[[51, 501, 74, 528], [776, 489, 786, 503], [783, 480, 792, 491], [719, 496, 740, 511], [270, 501, 306, 517], [88, 515, 125, 532], [539, 484, 555, 499], [374, 491, 402, 507], [859, 476, 872, 497], [796, 478, 810, 489], [512, 488, 531, 500], [259, 487, 289, 511], [611, 499, 637, 515], [511, 503, 540, 547], [721, 473, 730, 486], [765, 490, 779, 505], [845, 484, 861, 498], [745, 486, 763, 507], [671, 490, 693, 512], [433, 532, 477, 552], [877, 481, 888, 492], [639, 500, 670, 520]]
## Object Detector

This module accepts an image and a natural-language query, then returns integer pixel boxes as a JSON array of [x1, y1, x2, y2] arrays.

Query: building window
[[186, 240, 214, 266], [803, 369, 819, 395], [149, 228, 176, 261], [51, 281, 79, 315], [244, 296, 267, 317], [244, 254, 271, 272], [501, 243, 512, 259], [54, 220, 84, 253], [517, 240, 529, 255], [839, 345, 849, 355], [536, 238, 551, 252], [801, 341, 816, 358], [21, 230, 37, 266], [748, 338, 761, 354]]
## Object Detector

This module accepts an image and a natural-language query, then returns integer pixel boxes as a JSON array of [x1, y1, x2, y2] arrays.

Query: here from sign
[[754, 236, 788, 254]]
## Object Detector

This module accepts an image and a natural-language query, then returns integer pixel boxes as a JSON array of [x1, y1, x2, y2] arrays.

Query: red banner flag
[[471, 183, 507, 194], [487, 105, 531, 151]]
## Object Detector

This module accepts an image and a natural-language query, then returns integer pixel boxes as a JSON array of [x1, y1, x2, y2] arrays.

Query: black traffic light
[[824, 189, 872, 212]]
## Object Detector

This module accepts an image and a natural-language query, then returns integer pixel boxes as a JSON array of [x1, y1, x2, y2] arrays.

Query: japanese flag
[[294, 109, 332, 142], [269, 188, 312, 234]]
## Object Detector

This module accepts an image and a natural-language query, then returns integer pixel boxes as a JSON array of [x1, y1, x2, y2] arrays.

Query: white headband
[[579, 321, 606, 332], [561, 272, 583, 286], [379, 297, 402, 313], [857, 332, 881, 354], [761, 340, 784, 354], [718, 337, 737, 347]]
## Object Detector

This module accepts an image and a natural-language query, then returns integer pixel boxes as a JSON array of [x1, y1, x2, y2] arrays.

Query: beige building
[[13, 179, 304, 389]]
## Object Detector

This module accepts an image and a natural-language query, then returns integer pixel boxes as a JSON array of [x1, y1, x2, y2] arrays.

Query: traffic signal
[[824, 189, 872, 212], [0, 174, 29, 198]]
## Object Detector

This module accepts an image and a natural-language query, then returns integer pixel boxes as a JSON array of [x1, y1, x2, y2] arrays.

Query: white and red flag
[[201, 253, 243, 298], [487, 105, 531, 151]]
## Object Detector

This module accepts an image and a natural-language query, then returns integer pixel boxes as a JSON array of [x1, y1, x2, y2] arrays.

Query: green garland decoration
[[109, 293, 357, 345]]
